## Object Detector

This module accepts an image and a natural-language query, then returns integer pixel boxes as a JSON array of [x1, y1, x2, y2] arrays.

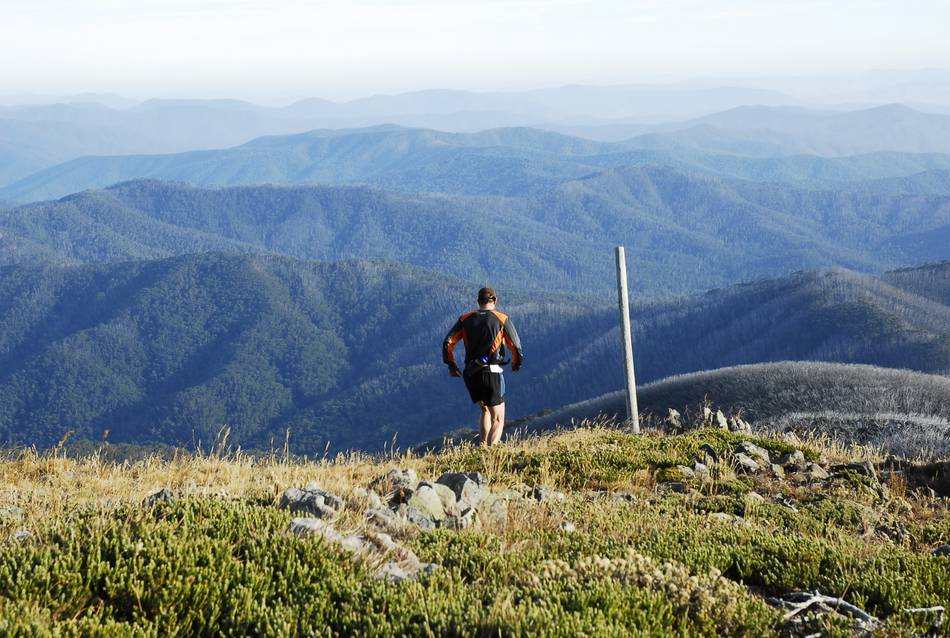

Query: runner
[[442, 287, 523, 446]]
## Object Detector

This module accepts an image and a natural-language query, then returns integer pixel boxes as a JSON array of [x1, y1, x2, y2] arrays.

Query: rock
[[359, 530, 396, 554], [769, 464, 786, 479], [832, 461, 879, 483], [370, 468, 419, 493], [288, 517, 342, 540], [880, 520, 910, 544], [352, 487, 384, 510], [693, 462, 711, 481], [11, 529, 32, 542], [776, 450, 807, 471], [365, 507, 407, 534], [805, 463, 830, 481], [560, 521, 578, 533], [697, 443, 719, 465], [736, 442, 771, 466], [734, 453, 760, 474], [404, 506, 438, 531], [933, 544, 950, 557], [732, 418, 752, 432], [444, 507, 476, 530], [376, 560, 438, 582], [658, 481, 687, 494], [338, 534, 369, 553], [666, 408, 682, 430], [436, 472, 488, 509], [676, 465, 695, 478], [774, 496, 799, 512], [430, 483, 460, 516], [406, 485, 446, 523], [715, 410, 729, 429], [279, 486, 343, 519], [508, 483, 533, 497], [144, 487, 175, 506], [532, 485, 567, 502], [745, 492, 765, 506], [376, 561, 414, 581], [656, 466, 691, 483], [707, 512, 739, 524], [389, 485, 415, 506]]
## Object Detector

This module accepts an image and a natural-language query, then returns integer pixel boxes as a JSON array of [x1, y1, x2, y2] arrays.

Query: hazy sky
[[2, 0, 948, 101]]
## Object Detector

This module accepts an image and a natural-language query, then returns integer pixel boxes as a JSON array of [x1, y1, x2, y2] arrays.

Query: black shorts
[[463, 365, 506, 406]]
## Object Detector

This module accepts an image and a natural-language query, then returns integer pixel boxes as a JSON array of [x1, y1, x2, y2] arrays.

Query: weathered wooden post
[[614, 246, 640, 432]]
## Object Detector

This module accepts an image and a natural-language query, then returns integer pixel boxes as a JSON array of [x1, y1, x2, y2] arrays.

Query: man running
[[442, 287, 523, 446]]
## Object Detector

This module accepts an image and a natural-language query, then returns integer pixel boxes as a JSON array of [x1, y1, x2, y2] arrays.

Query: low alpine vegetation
[[1, 423, 948, 636]]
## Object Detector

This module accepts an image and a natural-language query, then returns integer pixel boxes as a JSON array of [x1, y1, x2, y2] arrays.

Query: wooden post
[[615, 246, 640, 432]]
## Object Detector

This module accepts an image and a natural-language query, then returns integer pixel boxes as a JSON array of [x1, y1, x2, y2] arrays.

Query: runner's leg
[[487, 402, 506, 446], [478, 402, 491, 445]]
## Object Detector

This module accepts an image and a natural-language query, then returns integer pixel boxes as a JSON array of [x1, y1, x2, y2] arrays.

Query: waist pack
[[464, 360, 505, 376]]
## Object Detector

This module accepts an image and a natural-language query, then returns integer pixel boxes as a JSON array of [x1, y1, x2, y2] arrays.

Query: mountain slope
[[0, 253, 620, 452], [0, 256, 946, 453]]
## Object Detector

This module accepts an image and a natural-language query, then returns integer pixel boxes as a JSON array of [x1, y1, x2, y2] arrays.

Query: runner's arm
[[442, 317, 464, 368], [503, 318, 523, 370]]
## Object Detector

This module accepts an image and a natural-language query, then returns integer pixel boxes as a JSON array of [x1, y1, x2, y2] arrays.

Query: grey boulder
[[734, 453, 761, 474], [279, 486, 344, 519], [736, 442, 771, 466], [436, 472, 488, 509], [406, 484, 447, 523]]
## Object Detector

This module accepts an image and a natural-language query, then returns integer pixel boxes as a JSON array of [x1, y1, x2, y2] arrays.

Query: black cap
[[477, 287, 496, 304]]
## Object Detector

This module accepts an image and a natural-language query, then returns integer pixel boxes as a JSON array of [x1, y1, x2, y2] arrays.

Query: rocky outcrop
[[279, 484, 344, 519], [288, 517, 437, 581]]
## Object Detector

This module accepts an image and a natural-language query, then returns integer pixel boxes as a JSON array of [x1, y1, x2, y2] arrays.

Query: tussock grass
[[1, 424, 949, 636]]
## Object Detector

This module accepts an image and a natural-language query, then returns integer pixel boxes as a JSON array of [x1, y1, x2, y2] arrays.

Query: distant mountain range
[[0, 255, 946, 452], [6, 101, 950, 194], [9, 123, 950, 204], [2, 177, 949, 296], [0, 87, 795, 187]]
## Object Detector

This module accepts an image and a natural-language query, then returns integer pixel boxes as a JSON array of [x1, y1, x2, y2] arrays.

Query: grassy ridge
[[1, 426, 948, 636], [522, 362, 950, 458]]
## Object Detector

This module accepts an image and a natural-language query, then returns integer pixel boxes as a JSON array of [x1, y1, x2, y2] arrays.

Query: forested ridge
[[0, 254, 946, 452], [3, 176, 949, 297]]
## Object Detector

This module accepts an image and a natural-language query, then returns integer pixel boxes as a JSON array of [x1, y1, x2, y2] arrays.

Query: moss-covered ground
[[1, 426, 948, 636]]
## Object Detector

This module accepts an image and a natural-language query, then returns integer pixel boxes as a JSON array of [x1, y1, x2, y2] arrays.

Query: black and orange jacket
[[442, 309, 523, 369]]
